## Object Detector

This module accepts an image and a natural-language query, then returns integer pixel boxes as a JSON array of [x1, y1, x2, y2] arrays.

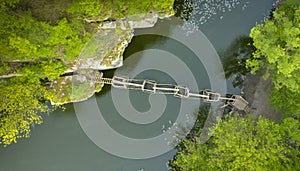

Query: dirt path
[[242, 73, 282, 122]]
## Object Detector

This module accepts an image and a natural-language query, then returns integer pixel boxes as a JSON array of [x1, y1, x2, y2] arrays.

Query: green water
[[0, 0, 276, 171]]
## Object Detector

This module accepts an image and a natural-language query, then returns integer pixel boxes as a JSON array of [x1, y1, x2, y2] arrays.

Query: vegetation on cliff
[[0, 0, 175, 145]]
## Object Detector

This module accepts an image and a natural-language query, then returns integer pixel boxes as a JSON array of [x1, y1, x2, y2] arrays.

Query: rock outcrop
[[49, 12, 174, 105]]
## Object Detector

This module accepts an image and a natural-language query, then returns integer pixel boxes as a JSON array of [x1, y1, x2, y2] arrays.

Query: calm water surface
[[0, 1, 275, 171]]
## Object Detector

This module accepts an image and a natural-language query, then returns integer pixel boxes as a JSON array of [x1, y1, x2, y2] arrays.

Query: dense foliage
[[171, 116, 300, 171], [0, 78, 47, 145], [0, 0, 174, 145], [68, 0, 174, 20], [171, 1, 300, 170], [246, 0, 300, 117]]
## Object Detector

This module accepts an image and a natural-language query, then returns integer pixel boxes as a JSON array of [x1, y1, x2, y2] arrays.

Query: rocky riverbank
[[242, 73, 282, 122], [49, 12, 174, 105]]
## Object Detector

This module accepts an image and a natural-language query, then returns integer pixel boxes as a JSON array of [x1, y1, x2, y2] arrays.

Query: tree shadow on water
[[221, 36, 256, 88]]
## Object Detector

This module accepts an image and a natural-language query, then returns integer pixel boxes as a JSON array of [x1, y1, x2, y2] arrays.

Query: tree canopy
[[0, 78, 47, 145], [246, 0, 300, 117], [170, 1, 300, 170], [0, 0, 175, 145], [67, 0, 174, 20], [171, 116, 300, 171]]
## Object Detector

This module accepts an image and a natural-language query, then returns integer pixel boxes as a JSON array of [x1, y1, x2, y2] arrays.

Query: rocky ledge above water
[[49, 12, 174, 105]]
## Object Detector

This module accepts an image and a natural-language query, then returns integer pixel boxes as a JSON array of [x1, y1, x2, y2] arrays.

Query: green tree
[[270, 88, 300, 119], [0, 0, 20, 8], [0, 2, 75, 145], [0, 59, 66, 145], [0, 11, 89, 62], [171, 116, 300, 171], [0, 0, 175, 146], [67, 0, 174, 20], [246, 0, 300, 117], [0, 78, 48, 145]]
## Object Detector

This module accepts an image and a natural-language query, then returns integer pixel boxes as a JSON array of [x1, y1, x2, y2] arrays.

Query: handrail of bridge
[[92, 75, 249, 111]]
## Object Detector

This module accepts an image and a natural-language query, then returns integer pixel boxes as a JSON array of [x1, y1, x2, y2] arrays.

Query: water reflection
[[0, 0, 277, 170], [170, 103, 211, 147], [221, 36, 255, 87]]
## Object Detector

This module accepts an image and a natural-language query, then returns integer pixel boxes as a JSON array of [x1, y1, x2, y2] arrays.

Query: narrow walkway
[[93, 75, 249, 111]]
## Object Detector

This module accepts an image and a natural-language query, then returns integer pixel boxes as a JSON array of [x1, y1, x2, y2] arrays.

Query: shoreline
[[242, 73, 282, 122]]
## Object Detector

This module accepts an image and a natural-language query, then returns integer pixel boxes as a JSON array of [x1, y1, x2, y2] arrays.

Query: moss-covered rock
[[48, 10, 174, 105], [46, 70, 103, 105]]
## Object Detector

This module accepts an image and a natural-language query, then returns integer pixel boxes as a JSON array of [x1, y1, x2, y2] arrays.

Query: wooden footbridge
[[94, 75, 249, 111]]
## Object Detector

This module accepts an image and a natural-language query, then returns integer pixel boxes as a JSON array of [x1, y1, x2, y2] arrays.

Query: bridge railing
[[96, 75, 249, 111]]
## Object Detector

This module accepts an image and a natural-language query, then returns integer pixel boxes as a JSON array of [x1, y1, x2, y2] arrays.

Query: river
[[0, 0, 276, 171]]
